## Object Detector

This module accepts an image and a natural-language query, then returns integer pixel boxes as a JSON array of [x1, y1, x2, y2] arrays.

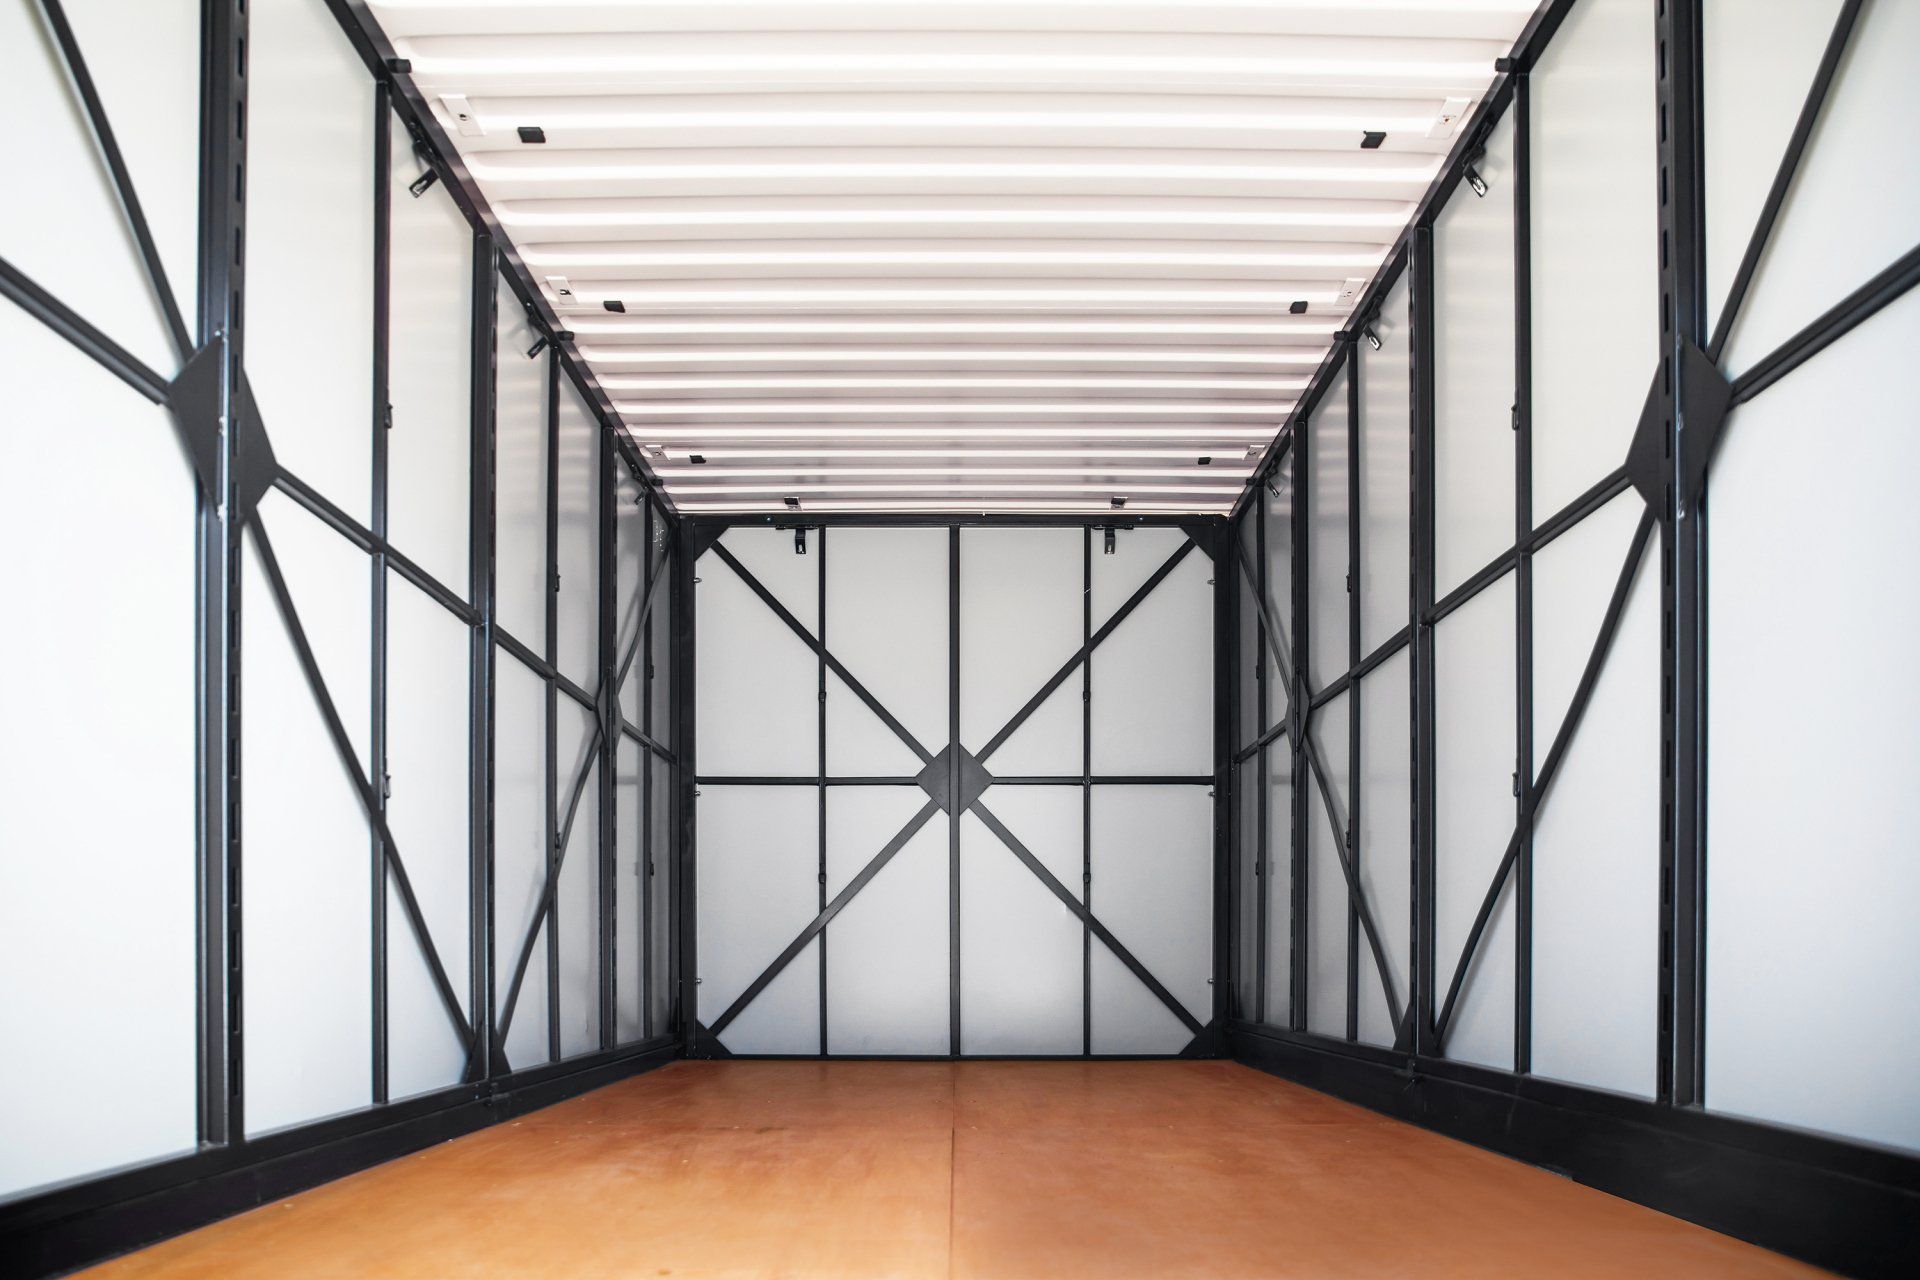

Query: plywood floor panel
[[78, 1061, 1828, 1279]]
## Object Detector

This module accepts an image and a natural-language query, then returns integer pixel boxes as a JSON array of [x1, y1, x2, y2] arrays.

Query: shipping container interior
[[1, 0, 1916, 1277]]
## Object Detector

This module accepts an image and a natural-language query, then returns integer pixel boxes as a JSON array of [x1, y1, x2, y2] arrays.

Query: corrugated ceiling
[[371, 0, 1538, 515]]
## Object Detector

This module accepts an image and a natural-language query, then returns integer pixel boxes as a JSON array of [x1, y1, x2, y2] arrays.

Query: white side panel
[[1707, 289, 1920, 1151], [1529, 499, 1659, 1098], [697, 786, 820, 1054], [554, 378, 600, 688], [1262, 746, 1293, 1028], [1091, 531, 1212, 776], [647, 754, 675, 1035], [246, 0, 375, 519], [1357, 649, 1413, 1048], [614, 475, 647, 731], [647, 511, 675, 740], [694, 535, 817, 776], [241, 496, 372, 1134], [384, 109, 471, 592], [1530, 0, 1658, 518], [614, 738, 646, 1043], [1433, 574, 1516, 1072], [1089, 786, 1212, 1054], [1262, 463, 1295, 737], [1702, 0, 1848, 336], [1233, 756, 1260, 1022], [961, 791, 1083, 1055], [826, 789, 949, 1054], [1433, 110, 1517, 596], [494, 283, 550, 647], [383, 574, 472, 1100], [1305, 695, 1349, 1039], [0, 308, 197, 1196], [1360, 270, 1414, 655], [1308, 367, 1351, 692], [960, 527, 1082, 776], [1, 1, 191, 383], [557, 697, 601, 1058], [1717, 0, 1920, 380], [494, 654, 551, 1070], [827, 528, 948, 774]]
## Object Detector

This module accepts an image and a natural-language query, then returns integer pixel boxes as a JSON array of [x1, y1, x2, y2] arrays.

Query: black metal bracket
[[1625, 339, 1731, 512], [915, 743, 993, 815], [167, 337, 277, 525]]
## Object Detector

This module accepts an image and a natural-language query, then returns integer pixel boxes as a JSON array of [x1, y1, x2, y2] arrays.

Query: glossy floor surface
[[81, 1061, 1826, 1278]]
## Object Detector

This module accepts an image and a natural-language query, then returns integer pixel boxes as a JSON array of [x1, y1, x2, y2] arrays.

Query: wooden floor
[[81, 1061, 1826, 1278]]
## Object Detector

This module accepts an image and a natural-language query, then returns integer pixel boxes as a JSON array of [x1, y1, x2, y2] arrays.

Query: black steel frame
[[1221, 2, 1920, 1276], [0, 3, 686, 1274], [686, 515, 1224, 1059], [7, 0, 1920, 1276]]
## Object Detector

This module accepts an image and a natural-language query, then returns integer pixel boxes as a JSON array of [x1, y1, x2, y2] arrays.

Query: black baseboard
[[0, 1039, 679, 1280], [1229, 1021, 1920, 1280]]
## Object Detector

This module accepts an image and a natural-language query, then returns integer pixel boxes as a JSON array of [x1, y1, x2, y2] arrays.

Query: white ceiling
[[372, 0, 1538, 515]]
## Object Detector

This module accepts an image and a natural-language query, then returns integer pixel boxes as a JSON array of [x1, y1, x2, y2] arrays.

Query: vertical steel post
[[597, 413, 618, 1050], [817, 527, 829, 1056], [1211, 521, 1235, 1035], [1253, 486, 1271, 1025], [947, 527, 962, 1056], [1512, 73, 1537, 1077], [467, 233, 499, 1080], [1656, 0, 1709, 1107], [674, 531, 698, 1055], [369, 81, 393, 1104], [1410, 223, 1439, 1058], [543, 343, 561, 1062], [1346, 344, 1363, 1043], [194, 0, 249, 1147], [1081, 525, 1094, 1054]]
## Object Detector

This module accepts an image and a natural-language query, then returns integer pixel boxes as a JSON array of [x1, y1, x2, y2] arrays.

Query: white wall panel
[[1433, 574, 1516, 1072], [247, 0, 375, 519], [1716, 0, 1920, 381], [1707, 288, 1920, 1151], [1235, 518, 1262, 752], [554, 378, 600, 688], [647, 754, 675, 1035], [1308, 367, 1351, 692], [1262, 463, 1295, 737], [494, 654, 550, 1070], [1360, 270, 1413, 655], [384, 574, 472, 1100], [1304, 695, 1349, 1038], [1530, 0, 1658, 518], [614, 738, 646, 1043], [1357, 649, 1412, 1048], [494, 283, 550, 647], [826, 789, 948, 1054], [613, 475, 647, 730], [1702, 0, 1848, 337], [697, 786, 820, 1054], [962, 791, 1083, 1055], [961, 527, 1082, 776], [2, 1, 192, 385], [1089, 786, 1211, 1054], [241, 497, 373, 1134], [1091, 529, 1211, 775], [647, 510, 674, 739], [1262, 746, 1293, 1028], [828, 528, 948, 775], [1233, 756, 1260, 1021], [695, 533, 817, 776], [1433, 110, 1517, 596], [556, 697, 601, 1058], [0, 306, 197, 1196], [1529, 497, 1659, 1098], [385, 109, 471, 592]]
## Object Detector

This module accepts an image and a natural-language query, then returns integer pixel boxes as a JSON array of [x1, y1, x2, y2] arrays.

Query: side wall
[[1225, 1, 1920, 1276], [0, 2, 683, 1274]]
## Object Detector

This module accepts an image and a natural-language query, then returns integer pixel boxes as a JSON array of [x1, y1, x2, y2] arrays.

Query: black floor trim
[[0, 1039, 679, 1280], [1229, 1021, 1919, 1280]]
